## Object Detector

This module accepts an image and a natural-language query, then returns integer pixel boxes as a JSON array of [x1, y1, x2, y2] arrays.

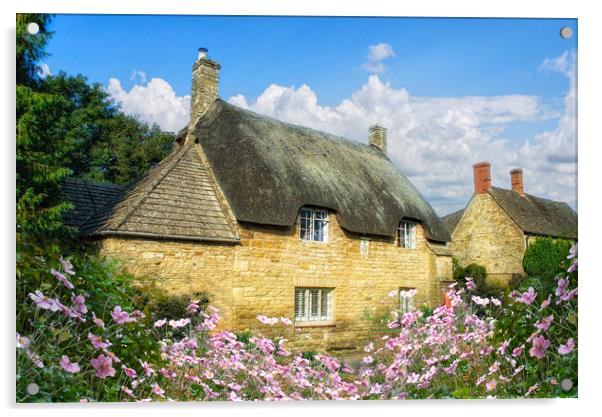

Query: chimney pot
[[198, 47, 208, 59], [369, 124, 387, 154], [473, 162, 491, 194], [510, 168, 525, 196]]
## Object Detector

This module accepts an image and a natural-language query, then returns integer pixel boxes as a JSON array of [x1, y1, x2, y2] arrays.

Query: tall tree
[[16, 14, 53, 88]]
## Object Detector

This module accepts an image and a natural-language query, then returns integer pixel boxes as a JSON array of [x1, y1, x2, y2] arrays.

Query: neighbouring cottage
[[442, 162, 577, 288], [63, 48, 453, 353]]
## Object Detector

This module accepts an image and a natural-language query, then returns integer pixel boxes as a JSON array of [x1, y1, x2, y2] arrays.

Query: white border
[[3, 1, 601, 416]]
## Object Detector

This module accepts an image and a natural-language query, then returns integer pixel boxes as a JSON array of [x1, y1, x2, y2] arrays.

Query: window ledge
[[294, 321, 336, 328]]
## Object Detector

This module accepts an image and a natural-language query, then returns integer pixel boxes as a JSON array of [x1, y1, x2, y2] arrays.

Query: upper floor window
[[300, 207, 329, 242], [397, 220, 417, 249]]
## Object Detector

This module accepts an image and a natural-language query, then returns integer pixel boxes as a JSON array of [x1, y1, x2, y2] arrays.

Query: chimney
[[369, 124, 387, 154], [510, 168, 525, 196], [473, 162, 491, 194], [190, 47, 220, 129]]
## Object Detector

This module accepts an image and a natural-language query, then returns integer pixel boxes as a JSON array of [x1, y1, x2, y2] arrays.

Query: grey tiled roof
[[62, 179, 123, 229], [67, 143, 239, 243]]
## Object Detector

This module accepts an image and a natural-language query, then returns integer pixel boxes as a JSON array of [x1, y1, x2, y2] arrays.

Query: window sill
[[294, 321, 336, 328]]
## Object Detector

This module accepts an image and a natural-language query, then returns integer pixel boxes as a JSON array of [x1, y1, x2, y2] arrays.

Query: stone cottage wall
[[450, 193, 526, 287], [97, 214, 451, 353]]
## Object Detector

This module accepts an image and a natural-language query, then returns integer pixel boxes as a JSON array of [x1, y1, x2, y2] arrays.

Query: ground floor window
[[294, 287, 333, 322], [399, 287, 416, 314]]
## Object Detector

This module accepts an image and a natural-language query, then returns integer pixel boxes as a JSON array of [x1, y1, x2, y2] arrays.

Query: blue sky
[[43, 15, 577, 214]]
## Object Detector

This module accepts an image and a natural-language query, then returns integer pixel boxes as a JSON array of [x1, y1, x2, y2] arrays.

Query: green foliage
[[453, 258, 488, 293], [523, 237, 573, 279], [16, 239, 163, 402], [16, 14, 53, 88]]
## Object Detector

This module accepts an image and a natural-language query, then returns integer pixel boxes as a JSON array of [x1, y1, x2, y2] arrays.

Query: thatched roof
[[65, 99, 451, 243], [66, 143, 239, 243], [441, 187, 577, 240], [189, 99, 450, 242]]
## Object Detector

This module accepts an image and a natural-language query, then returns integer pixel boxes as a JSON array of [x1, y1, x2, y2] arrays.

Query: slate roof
[[441, 187, 577, 240], [190, 99, 450, 242], [62, 179, 124, 228], [66, 143, 239, 243]]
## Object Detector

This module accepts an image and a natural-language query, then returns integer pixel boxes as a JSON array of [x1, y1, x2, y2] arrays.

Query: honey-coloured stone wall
[[97, 213, 451, 353]]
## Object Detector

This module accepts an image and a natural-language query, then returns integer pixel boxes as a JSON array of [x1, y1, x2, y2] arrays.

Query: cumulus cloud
[[37, 63, 51, 78], [107, 77, 190, 133], [362, 43, 395, 74], [228, 51, 577, 214]]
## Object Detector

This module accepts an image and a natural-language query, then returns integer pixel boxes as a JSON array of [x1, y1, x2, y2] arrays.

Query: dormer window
[[300, 207, 329, 242], [397, 220, 416, 249]]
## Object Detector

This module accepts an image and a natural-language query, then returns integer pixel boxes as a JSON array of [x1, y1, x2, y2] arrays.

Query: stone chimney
[[369, 124, 387, 154], [190, 47, 220, 129], [473, 162, 491, 194], [510, 168, 525, 196]]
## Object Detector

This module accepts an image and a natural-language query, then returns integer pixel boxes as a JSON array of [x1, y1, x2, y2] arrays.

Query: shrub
[[453, 258, 488, 294], [523, 237, 573, 279]]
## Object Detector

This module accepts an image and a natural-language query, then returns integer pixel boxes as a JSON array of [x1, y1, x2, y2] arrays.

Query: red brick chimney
[[510, 168, 525, 196], [473, 162, 491, 194]]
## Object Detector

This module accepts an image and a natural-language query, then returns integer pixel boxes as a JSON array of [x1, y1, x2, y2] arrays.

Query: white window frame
[[299, 207, 329, 242], [397, 220, 417, 249], [294, 287, 333, 323], [398, 287, 415, 315]]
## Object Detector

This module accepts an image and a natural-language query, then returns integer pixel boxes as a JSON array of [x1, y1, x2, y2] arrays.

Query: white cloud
[[362, 43, 395, 74], [228, 51, 577, 214], [107, 77, 190, 133], [129, 70, 147, 83], [37, 63, 51, 78]]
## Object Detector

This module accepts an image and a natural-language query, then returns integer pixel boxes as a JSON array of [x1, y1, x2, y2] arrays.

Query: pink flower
[[111, 306, 136, 324], [362, 355, 374, 365], [558, 338, 575, 355], [71, 294, 88, 315], [535, 315, 554, 331], [88, 333, 112, 350], [141, 361, 155, 377], [529, 335, 551, 359], [567, 260, 577, 273], [168, 318, 191, 328], [256, 314, 278, 325], [154, 319, 167, 328], [465, 277, 476, 291], [388, 290, 398, 297], [280, 317, 293, 325], [516, 287, 537, 305], [16, 332, 30, 349], [567, 243, 577, 259], [122, 365, 137, 378], [59, 257, 76, 275], [27, 350, 44, 368], [491, 298, 501, 306], [471, 295, 489, 306], [92, 313, 105, 328], [51, 268, 74, 289], [488, 361, 500, 374], [512, 346, 523, 357], [540, 295, 552, 309], [59, 355, 80, 373], [121, 386, 134, 398], [29, 290, 61, 311], [526, 383, 539, 396], [364, 342, 374, 353], [555, 278, 568, 298], [485, 379, 497, 392], [90, 354, 116, 379], [187, 302, 200, 314], [151, 383, 165, 398]]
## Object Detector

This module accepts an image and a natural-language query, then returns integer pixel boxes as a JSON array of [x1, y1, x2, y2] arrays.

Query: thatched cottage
[[63, 49, 453, 352], [442, 162, 577, 287]]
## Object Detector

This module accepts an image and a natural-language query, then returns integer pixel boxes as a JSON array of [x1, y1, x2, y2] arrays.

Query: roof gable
[[77, 143, 239, 242], [191, 99, 450, 242]]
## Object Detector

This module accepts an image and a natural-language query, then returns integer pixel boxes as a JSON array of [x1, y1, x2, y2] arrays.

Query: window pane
[[300, 216, 312, 240], [310, 289, 320, 319], [314, 218, 326, 241]]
